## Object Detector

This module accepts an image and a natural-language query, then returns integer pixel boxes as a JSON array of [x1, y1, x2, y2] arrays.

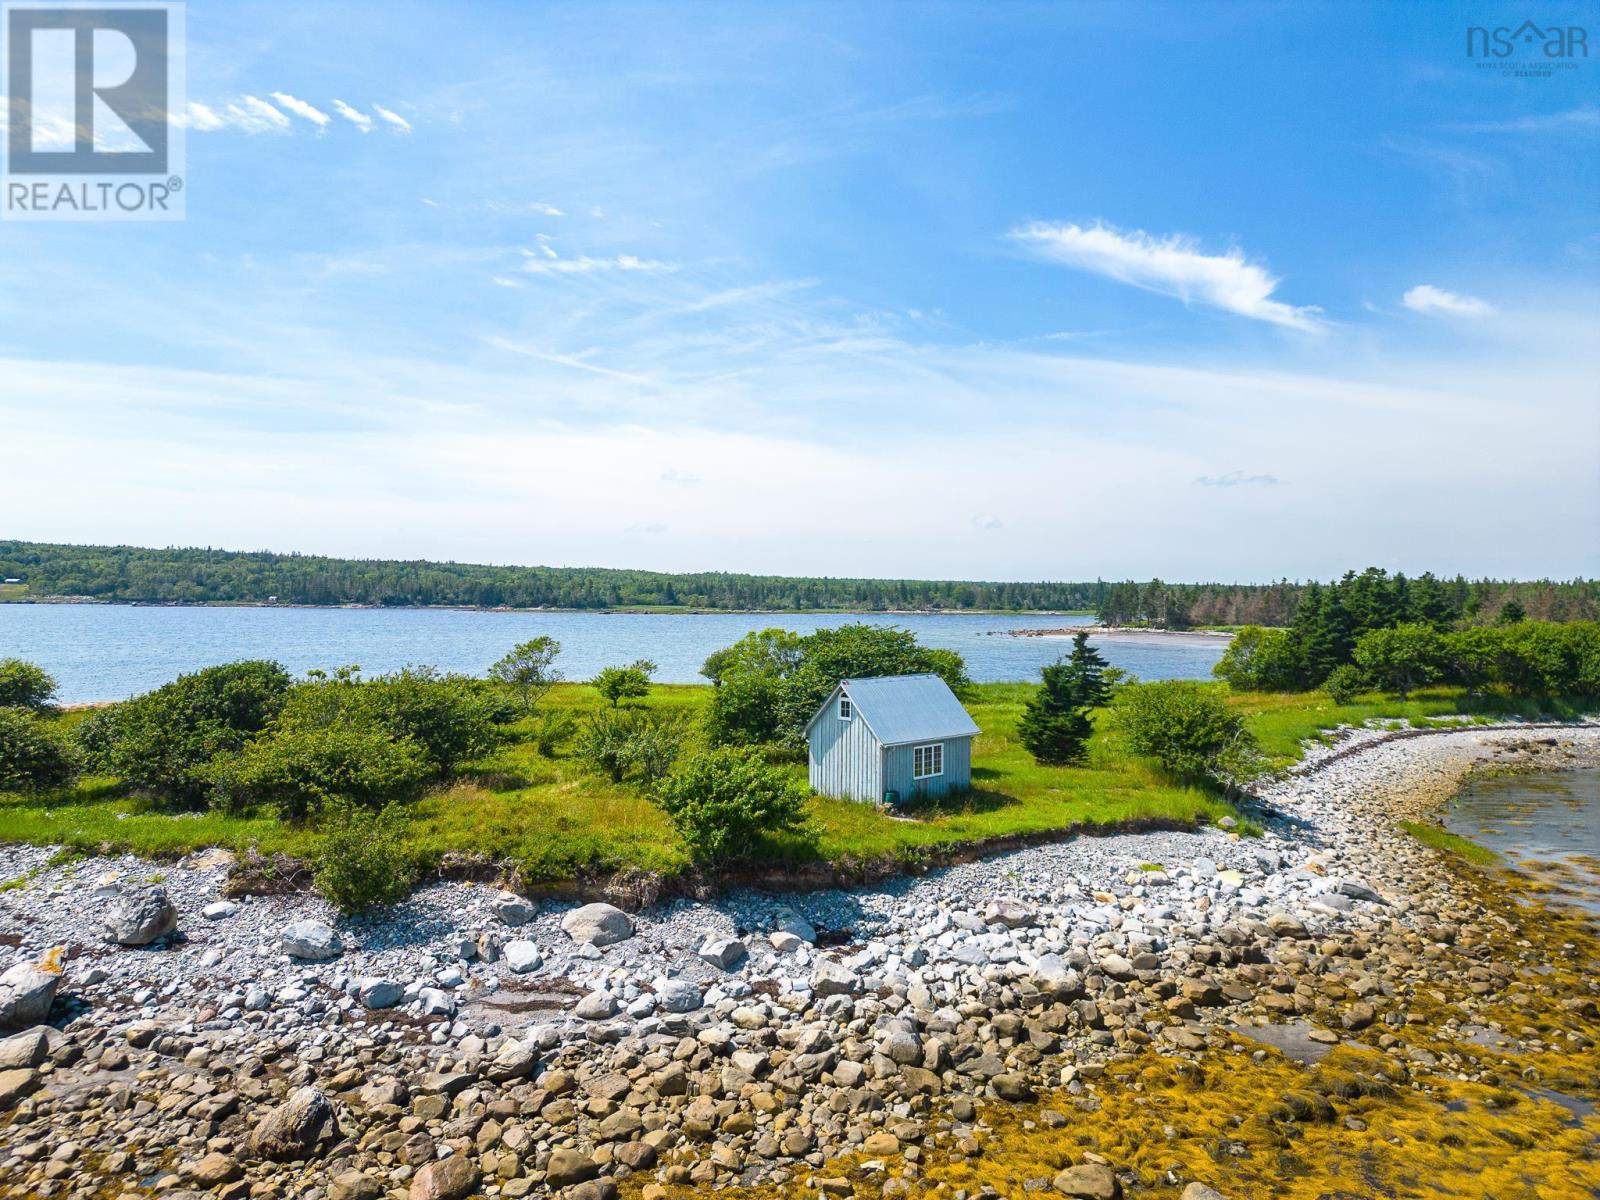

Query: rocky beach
[[3, 721, 1599, 1200]]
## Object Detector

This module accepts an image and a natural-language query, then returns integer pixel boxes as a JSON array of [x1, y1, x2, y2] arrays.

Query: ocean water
[[1445, 766, 1600, 914], [0, 605, 1229, 704]]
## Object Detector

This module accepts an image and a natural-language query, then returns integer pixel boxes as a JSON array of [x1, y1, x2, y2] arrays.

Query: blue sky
[[3, 0, 1596, 581]]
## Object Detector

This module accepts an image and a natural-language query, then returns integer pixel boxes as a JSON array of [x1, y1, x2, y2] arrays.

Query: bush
[[1116, 681, 1259, 789], [311, 800, 414, 913], [490, 637, 563, 713], [532, 709, 578, 757], [95, 660, 292, 807], [653, 747, 810, 868], [279, 666, 498, 772], [1351, 623, 1446, 697], [579, 708, 688, 784], [0, 708, 79, 792], [593, 660, 656, 708], [208, 721, 431, 821], [0, 658, 58, 710], [1212, 626, 1303, 692], [1321, 663, 1365, 705]]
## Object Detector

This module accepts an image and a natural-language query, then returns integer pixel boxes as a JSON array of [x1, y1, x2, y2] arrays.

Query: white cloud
[[372, 104, 412, 133], [1402, 284, 1494, 318], [184, 102, 227, 132], [970, 514, 1003, 530], [1196, 471, 1280, 487], [271, 92, 331, 127], [238, 95, 291, 131], [1011, 220, 1322, 330], [660, 468, 699, 487], [490, 276, 524, 289], [520, 253, 676, 276], [1451, 106, 1600, 134], [332, 100, 373, 132], [0, 96, 77, 146]]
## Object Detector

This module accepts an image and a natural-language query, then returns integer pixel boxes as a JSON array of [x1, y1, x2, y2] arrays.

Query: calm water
[[0, 605, 1229, 704], [1445, 767, 1600, 915]]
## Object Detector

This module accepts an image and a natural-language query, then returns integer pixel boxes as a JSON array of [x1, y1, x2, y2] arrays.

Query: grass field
[[0, 682, 1575, 885]]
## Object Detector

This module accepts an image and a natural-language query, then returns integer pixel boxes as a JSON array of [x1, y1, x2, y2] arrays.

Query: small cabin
[[806, 674, 980, 805]]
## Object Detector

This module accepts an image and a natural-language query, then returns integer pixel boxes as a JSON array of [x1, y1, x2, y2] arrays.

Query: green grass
[[0, 583, 28, 601], [1397, 820, 1498, 866], [0, 680, 1583, 886]]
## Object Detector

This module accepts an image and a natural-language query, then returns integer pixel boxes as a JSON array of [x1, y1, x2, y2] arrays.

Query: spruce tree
[[1018, 658, 1093, 766], [1063, 630, 1112, 708]]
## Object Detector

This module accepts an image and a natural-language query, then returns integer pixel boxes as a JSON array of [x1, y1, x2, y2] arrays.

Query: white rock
[[281, 920, 343, 961], [560, 903, 635, 947], [503, 941, 543, 974]]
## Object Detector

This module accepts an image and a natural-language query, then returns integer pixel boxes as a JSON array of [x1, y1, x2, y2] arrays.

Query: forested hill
[[0, 540, 1100, 611], [1, 540, 1595, 620]]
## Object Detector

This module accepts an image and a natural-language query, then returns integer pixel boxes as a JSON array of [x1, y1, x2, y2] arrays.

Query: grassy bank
[[0, 683, 1577, 887]]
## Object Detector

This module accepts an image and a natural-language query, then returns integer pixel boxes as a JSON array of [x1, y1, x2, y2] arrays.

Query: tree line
[[1096, 569, 1599, 629]]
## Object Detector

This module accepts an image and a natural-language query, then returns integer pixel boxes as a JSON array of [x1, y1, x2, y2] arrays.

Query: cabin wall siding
[[808, 692, 883, 801], [882, 735, 971, 801]]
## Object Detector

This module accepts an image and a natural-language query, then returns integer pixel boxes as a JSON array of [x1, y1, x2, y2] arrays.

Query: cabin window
[[912, 742, 943, 780], [838, 697, 852, 721]]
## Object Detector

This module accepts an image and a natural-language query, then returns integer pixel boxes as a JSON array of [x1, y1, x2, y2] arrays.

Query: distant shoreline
[[0, 596, 1099, 619], [997, 624, 1236, 642]]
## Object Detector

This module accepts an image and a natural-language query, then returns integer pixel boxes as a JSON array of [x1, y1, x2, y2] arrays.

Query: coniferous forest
[[0, 539, 1596, 621]]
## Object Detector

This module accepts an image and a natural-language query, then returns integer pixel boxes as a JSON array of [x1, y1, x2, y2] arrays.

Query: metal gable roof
[[827, 673, 980, 747]]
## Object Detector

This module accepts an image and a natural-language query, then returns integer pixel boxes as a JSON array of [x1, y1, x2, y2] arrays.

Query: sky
[[1, 0, 1597, 583]]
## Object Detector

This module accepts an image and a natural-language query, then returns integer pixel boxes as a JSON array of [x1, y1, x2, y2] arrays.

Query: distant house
[[806, 674, 980, 805], [2, 578, 19, 585]]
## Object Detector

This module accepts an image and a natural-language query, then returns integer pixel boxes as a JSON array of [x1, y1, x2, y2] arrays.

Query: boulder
[[0, 1068, 40, 1110], [0, 1027, 49, 1070], [492, 891, 537, 926], [281, 919, 343, 961], [652, 977, 703, 1013], [357, 978, 404, 1009], [560, 903, 634, 947], [544, 1146, 598, 1188], [201, 900, 238, 920], [1265, 911, 1306, 939], [183, 1153, 243, 1186], [770, 931, 804, 953], [0, 948, 63, 1028], [1054, 1164, 1121, 1199], [102, 885, 178, 946], [1180, 1186, 1228, 1200], [410, 1154, 479, 1200], [486, 1038, 536, 1082], [251, 1085, 335, 1160], [330, 1171, 383, 1200], [773, 907, 817, 944], [811, 959, 858, 997], [984, 898, 1037, 928], [574, 990, 618, 1021], [1031, 953, 1085, 999], [698, 936, 747, 970], [503, 940, 542, 973]]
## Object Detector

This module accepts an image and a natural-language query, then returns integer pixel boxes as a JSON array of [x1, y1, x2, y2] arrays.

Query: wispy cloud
[[372, 104, 413, 133], [271, 92, 331, 128], [660, 469, 700, 487], [1450, 105, 1600, 134], [1196, 471, 1280, 487], [970, 513, 1004, 530], [1402, 284, 1494, 317], [332, 100, 374, 132], [1011, 221, 1322, 330], [520, 252, 677, 276]]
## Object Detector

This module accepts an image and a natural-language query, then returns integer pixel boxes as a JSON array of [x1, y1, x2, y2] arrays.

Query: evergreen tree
[[1063, 631, 1112, 708], [1018, 658, 1093, 766]]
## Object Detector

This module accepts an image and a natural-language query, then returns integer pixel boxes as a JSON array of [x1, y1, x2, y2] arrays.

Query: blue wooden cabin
[[805, 673, 979, 805]]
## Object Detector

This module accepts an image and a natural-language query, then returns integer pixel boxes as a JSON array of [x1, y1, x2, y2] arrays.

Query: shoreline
[[1, 597, 1099, 618], [997, 623, 1236, 641], [2, 722, 1597, 1198]]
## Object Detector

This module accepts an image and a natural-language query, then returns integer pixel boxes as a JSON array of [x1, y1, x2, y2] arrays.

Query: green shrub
[[0, 708, 79, 792], [653, 747, 809, 868], [593, 659, 657, 708], [579, 708, 687, 783], [95, 660, 292, 807], [1116, 681, 1259, 789], [532, 709, 578, 757], [1212, 626, 1303, 692], [278, 666, 498, 772], [208, 722, 430, 821], [311, 800, 413, 913], [0, 659, 58, 711], [1321, 663, 1365, 705], [1351, 623, 1446, 697], [490, 637, 563, 713]]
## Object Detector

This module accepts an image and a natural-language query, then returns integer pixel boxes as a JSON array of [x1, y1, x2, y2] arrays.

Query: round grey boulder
[[103, 885, 178, 946], [559, 902, 634, 947], [281, 919, 342, 961]]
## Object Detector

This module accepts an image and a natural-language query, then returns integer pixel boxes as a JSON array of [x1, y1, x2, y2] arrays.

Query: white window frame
[[838, 696, 852, 721], [912, 742, 944, 780]]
